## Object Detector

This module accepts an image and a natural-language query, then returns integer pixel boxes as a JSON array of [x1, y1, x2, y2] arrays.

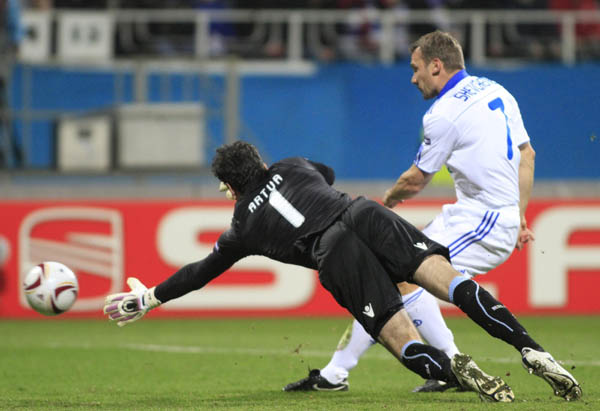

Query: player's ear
[[430, 58, 442, 76], [218, 181, 237, 200], [225, 183, 238, 201]]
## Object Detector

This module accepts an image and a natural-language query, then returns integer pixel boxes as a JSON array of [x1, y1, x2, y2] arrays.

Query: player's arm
[[308, 160, 335, 185], [153, 249, 241, 303], [280, 157, 336, 185], [384, 113, 454, 208], [516, 142, 536, 250], [104, 230, 247, 326], [383, 164, 434, 208]]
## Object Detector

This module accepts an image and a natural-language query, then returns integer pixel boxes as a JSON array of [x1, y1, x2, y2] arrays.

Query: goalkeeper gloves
[[103, 277, 161, 327]]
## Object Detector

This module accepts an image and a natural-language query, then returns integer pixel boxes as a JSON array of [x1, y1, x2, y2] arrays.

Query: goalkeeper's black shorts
[[313, 197, 449, 340]]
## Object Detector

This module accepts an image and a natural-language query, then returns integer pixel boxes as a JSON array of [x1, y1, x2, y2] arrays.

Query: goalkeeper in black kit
[[104, 141, 581, 403]]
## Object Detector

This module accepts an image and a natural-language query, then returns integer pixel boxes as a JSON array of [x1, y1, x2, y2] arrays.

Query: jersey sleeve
[[153, 228, 249, 303], [414, 113, 458, 174], [307, 160, 335, 185], [505, 94, 531, 148], [279, 157, 335, 185]]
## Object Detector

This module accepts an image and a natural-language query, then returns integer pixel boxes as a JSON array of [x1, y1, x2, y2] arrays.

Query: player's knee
[[414, 255, 458, 301], [397, 281, 420, 294]]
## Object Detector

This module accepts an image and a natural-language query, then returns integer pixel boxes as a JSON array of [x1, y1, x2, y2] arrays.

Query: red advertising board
[[0, 199, 599, 318]]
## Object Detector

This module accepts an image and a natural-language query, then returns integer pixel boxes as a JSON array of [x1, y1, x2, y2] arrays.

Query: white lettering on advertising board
[[530, 206, 600, 307]]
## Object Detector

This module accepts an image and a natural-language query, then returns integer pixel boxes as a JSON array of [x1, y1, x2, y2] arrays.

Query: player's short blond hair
[[410, 31, 465, 72]]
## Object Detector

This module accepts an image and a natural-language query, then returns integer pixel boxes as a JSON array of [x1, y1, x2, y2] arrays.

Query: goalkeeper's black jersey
[[224, 157, 353, 264], [155, 157, 354, 303]]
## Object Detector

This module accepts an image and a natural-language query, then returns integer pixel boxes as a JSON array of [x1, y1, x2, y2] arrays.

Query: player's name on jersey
[[248, 174, 283, 213], [452, 77, 496, 102]]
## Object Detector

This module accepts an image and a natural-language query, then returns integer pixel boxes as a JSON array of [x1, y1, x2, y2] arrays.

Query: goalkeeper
[[104, 141, 581, 403]]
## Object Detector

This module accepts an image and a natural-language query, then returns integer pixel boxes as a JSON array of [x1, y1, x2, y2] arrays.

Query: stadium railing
[[15, 8, 600, 64]]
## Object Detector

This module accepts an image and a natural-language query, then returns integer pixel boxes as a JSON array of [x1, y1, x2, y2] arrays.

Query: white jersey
[[414, 71, 531, 276], [415, 71, 530, 210]]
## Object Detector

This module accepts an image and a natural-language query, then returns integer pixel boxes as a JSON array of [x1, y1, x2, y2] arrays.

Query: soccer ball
[[23, 262, 79, 316]]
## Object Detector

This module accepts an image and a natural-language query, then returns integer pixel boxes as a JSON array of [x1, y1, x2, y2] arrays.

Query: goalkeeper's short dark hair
[[211, 141, 268, 196]]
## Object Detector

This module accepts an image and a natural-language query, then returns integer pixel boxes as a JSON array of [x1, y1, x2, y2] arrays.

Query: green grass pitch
[[1, 316, 598, 410]]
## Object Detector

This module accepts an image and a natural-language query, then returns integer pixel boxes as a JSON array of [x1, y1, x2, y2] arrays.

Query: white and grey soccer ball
[[23, 262, 79, 316]]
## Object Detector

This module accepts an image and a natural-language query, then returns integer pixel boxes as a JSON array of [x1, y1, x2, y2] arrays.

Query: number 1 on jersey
[[488, 97, 513, 160], [269, 191, 305, 228]]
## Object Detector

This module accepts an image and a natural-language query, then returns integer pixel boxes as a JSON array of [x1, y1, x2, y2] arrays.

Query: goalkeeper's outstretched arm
[[104, 232, 246, 326], [153, 251, 238, 303]]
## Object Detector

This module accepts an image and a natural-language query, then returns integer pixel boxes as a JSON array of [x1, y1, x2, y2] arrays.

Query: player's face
[[410, 48, 438, 100]]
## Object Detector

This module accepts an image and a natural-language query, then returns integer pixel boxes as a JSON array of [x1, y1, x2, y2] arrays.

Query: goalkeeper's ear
[[219, 181, 236, 201]]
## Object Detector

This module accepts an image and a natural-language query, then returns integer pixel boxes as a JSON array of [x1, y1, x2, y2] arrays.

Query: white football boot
[[451, 353, 514, 402], [521, 347, 582, 401]]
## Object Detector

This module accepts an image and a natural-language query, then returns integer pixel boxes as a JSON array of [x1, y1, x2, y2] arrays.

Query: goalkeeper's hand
[[103, 277, 161, 327]]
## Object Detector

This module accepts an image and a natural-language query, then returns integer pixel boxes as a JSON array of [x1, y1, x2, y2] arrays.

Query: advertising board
[[1, 199, 599, 317]]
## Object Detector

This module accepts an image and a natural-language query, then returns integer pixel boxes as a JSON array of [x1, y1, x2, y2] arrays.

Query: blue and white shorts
[[422, 203, 520, 277]]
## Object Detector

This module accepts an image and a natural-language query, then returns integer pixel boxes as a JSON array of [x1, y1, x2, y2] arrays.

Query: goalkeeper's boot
[[412, 378, 462, 393], [283, 369, 348, 392], [521, 347, 582, 401], [451, 353, 514, 402]]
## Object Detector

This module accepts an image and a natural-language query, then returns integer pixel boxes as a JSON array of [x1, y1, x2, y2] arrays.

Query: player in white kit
[[284, 30, 538, 393]]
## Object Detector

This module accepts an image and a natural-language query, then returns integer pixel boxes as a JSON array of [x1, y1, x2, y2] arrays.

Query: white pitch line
[[37, 341, 599, 367], [121, 343, 333, 358], [121, 343, 599, 367]]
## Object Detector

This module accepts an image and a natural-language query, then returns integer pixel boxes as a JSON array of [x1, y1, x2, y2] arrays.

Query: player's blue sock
[[401, 340, 458, 384], [450, 278, 543, 352]]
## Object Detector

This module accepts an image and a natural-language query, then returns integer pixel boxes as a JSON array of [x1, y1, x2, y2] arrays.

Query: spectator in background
[[192, 0, 236, 57], [114, 0, 234, 57], [0, 0, 24, 168], [22, 0, 53, 9], [0, 0, 23, 59], [52, 0, 107, 8], [550, 0, 600, 58], [408, 0, 456, 37], [485, 0, 560, 60], [332, 0, 406, 62], [335, 0, 462, 62]]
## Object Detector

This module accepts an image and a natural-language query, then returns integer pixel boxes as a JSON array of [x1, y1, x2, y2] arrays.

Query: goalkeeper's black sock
[[450, 278, 543, 353], [401, 341, 459, 385]]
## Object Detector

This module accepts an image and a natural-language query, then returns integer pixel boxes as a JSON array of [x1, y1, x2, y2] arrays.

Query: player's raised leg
[[413, 254, 582, 401], [401, 284, 459, 358], [377, 309, 513, 403], [284, 283, 461, 392], [377, 309, 456, 383], [287, 222, 513, 402], [319, 320, 376, 386], [400, 282, 461, 392]]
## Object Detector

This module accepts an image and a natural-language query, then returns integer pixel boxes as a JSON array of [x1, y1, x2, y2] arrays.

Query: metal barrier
[[17, 8, 600, 65]]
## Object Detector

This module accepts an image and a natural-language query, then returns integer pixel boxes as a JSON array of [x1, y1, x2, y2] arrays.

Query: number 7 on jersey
[[488, 97, 514, 160]]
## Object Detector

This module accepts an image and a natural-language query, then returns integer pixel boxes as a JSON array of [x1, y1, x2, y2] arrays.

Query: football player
[[285, 29, 539, 395], [104, 141, 580, 402]]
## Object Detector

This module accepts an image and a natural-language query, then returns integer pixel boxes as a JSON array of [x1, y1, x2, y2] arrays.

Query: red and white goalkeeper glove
[[103, 277, 161, 327]]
